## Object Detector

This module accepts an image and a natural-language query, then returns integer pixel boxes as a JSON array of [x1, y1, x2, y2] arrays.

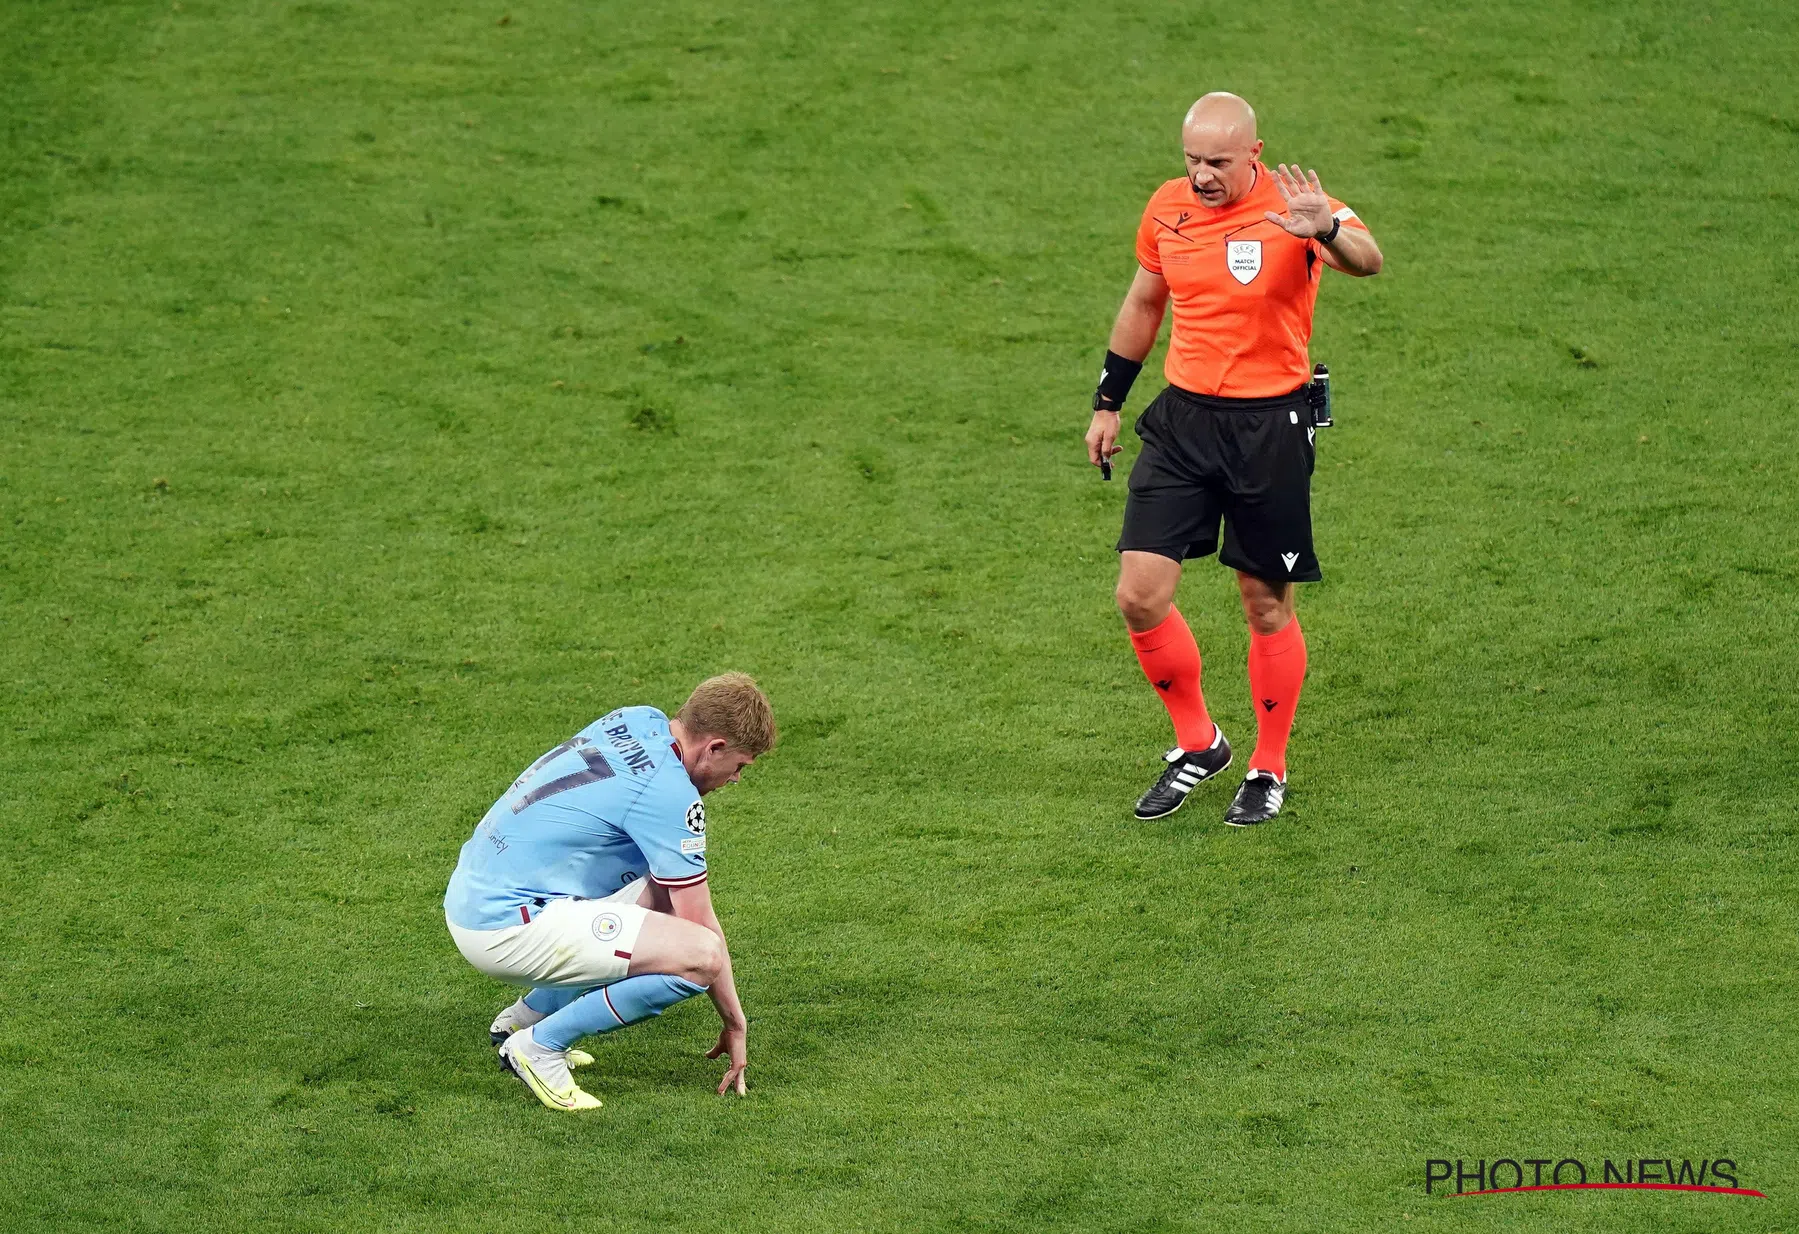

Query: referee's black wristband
[[1093, 350, 1142, 412], [1318, 217, 1342, 246]]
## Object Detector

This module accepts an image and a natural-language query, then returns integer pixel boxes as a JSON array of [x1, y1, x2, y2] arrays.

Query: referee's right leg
[[1113, 412, 1232, 820], [1116, 550, 1212, 750]]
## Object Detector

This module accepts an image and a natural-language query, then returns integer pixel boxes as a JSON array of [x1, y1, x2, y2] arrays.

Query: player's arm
[[1087, 266, 1170, 467], [666, 879, 749, 1095]]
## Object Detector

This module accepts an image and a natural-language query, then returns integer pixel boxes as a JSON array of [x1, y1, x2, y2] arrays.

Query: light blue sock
[[532, 975, 708, 1052], [523, 986, 585, 1016]]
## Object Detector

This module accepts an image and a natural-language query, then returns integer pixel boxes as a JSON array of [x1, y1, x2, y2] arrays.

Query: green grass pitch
[[4, 0, 1797, 1230]]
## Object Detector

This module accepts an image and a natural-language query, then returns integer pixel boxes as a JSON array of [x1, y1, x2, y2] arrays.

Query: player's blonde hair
[[676, 672, 777, 756]]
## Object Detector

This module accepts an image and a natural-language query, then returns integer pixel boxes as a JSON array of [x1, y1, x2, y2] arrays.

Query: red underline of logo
[[1452, 1183, 1766, 1199]]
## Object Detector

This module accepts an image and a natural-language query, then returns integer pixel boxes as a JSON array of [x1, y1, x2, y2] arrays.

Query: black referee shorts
[[1116, 383, 1321, 583]]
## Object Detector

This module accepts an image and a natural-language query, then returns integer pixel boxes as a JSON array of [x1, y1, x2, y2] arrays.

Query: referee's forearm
[[1323, 228, 1383, 276], [1107, 299, 1163, 362]]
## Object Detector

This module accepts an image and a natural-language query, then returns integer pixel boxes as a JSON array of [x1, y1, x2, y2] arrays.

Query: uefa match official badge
[[1227, 239, 1263, 284]]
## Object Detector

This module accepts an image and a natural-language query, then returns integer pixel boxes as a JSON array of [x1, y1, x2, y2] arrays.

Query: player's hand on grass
[[707, 1024, 748, 1095], [1264, 164, 1334, 238], [1086, 410, 1122, 469]]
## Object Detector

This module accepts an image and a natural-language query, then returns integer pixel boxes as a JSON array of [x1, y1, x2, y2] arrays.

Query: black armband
[[1093, 350, 1143, 412]]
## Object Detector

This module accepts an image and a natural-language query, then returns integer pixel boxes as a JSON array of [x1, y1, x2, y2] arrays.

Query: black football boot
[[1133, 726, 1232, 820], [1223, 770, 1287, 826]]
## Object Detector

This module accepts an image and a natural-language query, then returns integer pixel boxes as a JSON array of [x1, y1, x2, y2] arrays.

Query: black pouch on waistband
[[1306, 363, 1333, 428]]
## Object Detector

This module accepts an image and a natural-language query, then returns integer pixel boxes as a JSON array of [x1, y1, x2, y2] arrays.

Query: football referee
[[1084, 92, 1383, 826]]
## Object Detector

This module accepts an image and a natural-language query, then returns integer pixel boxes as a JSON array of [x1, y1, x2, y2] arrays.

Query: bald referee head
[[1082, 93, 1384, 827], [1181, 93, 1264, 208]]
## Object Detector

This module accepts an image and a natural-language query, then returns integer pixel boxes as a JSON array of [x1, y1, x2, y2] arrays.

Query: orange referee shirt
[[1135, 162, 1367, 398]]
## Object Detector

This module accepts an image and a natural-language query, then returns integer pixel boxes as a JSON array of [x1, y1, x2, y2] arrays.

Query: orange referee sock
[[1128, 606, 1216, 752], [1247, 617, 1307, 779]]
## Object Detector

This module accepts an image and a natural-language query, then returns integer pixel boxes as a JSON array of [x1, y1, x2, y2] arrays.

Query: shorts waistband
[[1163, 382, 1309, 412]]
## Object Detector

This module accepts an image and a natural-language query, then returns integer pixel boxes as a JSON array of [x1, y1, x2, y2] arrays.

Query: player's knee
[[687, 931, 726, 987]]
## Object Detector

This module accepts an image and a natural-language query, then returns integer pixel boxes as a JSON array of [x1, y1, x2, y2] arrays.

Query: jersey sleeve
[[1135, 197, 1163, 273], [618, 769, 709, 889], [1325, 196, 1369, 231]]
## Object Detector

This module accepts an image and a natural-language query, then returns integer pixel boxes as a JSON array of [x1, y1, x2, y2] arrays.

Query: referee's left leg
[[1235, 571, 1305, 782]]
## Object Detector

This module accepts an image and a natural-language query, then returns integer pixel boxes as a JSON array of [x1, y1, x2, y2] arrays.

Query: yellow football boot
[[498, 1029, 602, 1112]]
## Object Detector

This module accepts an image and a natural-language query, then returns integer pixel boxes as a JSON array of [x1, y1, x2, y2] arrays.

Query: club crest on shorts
[[591, 912, 623, 942], [684, 800, 706, 835], [1226, 239, 1263, 284]]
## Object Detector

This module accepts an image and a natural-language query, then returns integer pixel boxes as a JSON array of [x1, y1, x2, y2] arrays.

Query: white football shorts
[[447, 879, 651, 990]]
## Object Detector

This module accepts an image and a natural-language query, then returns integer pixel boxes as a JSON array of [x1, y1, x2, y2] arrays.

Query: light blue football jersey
[[444, 706, 709, 931]]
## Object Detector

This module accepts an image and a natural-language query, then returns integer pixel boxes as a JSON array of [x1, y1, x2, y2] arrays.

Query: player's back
[[444, 706, 703, 931]]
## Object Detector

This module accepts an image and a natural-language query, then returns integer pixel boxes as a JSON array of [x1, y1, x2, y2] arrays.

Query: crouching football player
[[443, 673, 775, 1110]]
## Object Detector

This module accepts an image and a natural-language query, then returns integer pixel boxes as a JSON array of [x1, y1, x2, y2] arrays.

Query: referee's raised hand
[[1262, 164, 1336, 236], [1265, 163, 1383, 276]]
